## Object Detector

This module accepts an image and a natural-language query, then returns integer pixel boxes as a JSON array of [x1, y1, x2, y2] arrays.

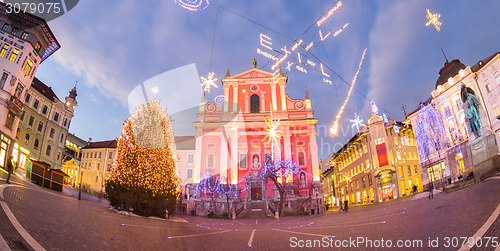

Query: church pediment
[[226, 68, 277, 80]]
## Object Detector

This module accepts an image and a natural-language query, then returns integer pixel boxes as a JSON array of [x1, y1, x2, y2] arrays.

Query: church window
[[250, 94, 260, 113]]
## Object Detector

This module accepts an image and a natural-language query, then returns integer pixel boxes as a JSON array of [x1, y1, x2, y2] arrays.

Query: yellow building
[[62, 158, 81, 187], [333, 110, 423, 205]]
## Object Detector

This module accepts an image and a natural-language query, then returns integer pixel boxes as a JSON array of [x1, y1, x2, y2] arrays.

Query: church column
[[270, 82, 277, 111], [193, 134, 203, 183], [232, 83, 239, 113], [223, 82, 229, 113], [220, 134, 228, 179], [280, 83, 287, 110], [230, 135, 239, 184], [283, 128, 292, 160], [309, 131, 320, 181]]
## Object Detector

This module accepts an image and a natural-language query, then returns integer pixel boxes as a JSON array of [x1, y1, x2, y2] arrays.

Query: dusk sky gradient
[[31, 0, 500, 159]]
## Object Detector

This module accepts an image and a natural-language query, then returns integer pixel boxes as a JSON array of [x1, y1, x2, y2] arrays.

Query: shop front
[[0, 134, 12, 168], [12, 143, 30, 169], [375, 168, 397, 202]]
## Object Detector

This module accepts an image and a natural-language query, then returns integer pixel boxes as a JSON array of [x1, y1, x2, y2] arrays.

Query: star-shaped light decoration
[[151, 85, 159, 95], [262, 112, 282, 153], [350, 113, 365, 131], [200, 72, 218, 93], [425, 9, 442, 32], [403, 119, 412, 128], [230, 121, 239, 138]]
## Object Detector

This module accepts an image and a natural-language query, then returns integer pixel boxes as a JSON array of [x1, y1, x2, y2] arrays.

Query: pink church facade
[[192, 65, 321, 205]]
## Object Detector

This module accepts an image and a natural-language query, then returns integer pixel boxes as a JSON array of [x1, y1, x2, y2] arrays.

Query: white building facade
[[0, 3, 60, 168]]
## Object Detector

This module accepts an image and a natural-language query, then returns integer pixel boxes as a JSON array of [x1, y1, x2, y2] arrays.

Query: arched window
[[46, 145, 51, 156], [34, 139, 39, 150], [24, 133, 30, 145], [250, 94, 260, 113]]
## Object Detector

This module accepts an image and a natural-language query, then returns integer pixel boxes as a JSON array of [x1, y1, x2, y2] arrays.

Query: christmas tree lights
[[414, 103, 446, 161], [106, 100, 181, 216]]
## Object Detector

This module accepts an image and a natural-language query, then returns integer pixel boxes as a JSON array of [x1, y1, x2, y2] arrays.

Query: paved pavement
[[1, 168, 500, 250]]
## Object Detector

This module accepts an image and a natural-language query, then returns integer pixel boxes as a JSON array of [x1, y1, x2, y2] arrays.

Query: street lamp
[[78, 163, 82, 200]]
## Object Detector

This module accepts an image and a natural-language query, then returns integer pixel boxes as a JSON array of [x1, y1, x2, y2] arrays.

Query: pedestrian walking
[[412, 184, 417, 194], [5, 158, 13, 184], [428, 182, 434, 199], [344, 200, 349, 212]]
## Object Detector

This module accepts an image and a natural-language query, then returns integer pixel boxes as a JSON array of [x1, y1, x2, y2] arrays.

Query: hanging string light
[[330, 48, 367, 135]]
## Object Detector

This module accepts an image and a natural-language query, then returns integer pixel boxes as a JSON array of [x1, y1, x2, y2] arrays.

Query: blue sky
[[33, 0, 500, 159]]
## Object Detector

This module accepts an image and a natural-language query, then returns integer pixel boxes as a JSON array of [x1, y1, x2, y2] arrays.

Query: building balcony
[[7, 95, 24, 116]]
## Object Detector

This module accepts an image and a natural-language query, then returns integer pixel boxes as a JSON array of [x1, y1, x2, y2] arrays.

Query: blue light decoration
[[414, 103, 446, 161], [195, 171, 236, 198], [370, 101, 379, 115], [393, 124, 400, 134], [214, 95, 227, 106], [259, 158, 314, 179], [174, 0, 210, 11], [382, 113, 388, 123]]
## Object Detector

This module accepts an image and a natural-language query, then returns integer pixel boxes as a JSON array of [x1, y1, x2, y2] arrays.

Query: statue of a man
[[460, 84, 482, 139]]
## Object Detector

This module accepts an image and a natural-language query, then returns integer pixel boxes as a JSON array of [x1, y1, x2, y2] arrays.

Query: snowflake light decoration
[[262, 112, 282, 152], [350, 113, 365, 131], [425, 9, 442, 32], [151, 85, 159, 94], [200, 72, 218, 93]]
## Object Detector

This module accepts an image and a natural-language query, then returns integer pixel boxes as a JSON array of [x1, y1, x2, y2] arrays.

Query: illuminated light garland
[[330, 48, 367, 135], [425, 9, 442, 32], [393, 124, 400, 134], [107, 100, 181, 197], [317, 1, 343, 27], [307, 60, 316, 67], [257, 48, 279, 61], [305, 41, 314, 51], [214, 95, 227, 106], [260, 159, 313, 180], [286, 61, 294, 71], [382, 113, 388, 123], [200, 72, 218, 93], [323, 78, 332, 85], [320, 63, 330, 77], [297, 52, 302, 63], [260, 33, 273, 50], [414, 103, 446, 161], [174, 0, 210, 11], [296, 65, 307, 73], [333, 23, 349, 36], [291, 40, 303, 51], [350, 113, 365, 131], [262, 108, 282, 155], [271, 46, 290, 70], [196, 171, 236, 197], [370, 101, 379, 115], [319, 29, 331, 41]]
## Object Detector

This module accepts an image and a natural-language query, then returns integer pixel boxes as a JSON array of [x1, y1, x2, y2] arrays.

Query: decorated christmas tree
[[106, 99, 181, 217]]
